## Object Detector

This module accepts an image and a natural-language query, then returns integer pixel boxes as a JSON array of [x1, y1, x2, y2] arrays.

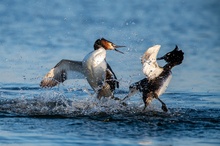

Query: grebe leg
[[156, 96, 168, 112]]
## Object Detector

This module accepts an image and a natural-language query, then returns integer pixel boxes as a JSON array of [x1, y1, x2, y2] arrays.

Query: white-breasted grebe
[[123, 45, 184, 112], [40, 38, 125, 99]]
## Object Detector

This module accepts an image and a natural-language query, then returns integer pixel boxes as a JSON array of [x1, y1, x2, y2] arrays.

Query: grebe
[[40, 38, 125, 99], [123, 45, 184, 112]]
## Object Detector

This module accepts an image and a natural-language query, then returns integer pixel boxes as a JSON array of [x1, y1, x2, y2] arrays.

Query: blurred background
[[0, 1, 220, 145], [0, 0, 219, 92]]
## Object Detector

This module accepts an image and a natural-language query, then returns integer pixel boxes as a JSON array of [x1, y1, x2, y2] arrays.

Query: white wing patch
[[142, 45, 163, 80]]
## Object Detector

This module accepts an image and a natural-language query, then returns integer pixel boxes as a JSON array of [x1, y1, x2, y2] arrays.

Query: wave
[[0, 90, 141, 117], [0, 86, 219, 130], [0, 91, 219, 120]]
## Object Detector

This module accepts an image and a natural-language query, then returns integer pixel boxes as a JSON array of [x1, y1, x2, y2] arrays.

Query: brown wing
[[106, 63, 119, 92]]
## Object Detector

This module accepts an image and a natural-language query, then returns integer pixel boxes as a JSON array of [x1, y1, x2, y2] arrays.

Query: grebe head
[[94, 38, 125, 54], [157, 45, 184, 65]]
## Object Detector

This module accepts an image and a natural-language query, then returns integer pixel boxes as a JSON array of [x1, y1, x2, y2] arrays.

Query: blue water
[[0, 0, 220, 145]]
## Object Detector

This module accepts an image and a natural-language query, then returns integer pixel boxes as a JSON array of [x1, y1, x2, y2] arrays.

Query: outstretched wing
[[106, 63, 119, 91], [141, 45, 163, 80], [40, 59, 84, 87]]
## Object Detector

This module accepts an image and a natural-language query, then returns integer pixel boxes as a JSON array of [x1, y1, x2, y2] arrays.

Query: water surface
[[0, 0, 220, 145]]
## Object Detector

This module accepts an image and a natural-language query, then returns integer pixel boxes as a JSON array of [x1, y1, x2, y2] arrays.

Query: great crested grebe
[[40, 38, 125, 99], [123, 45, 184, 112]]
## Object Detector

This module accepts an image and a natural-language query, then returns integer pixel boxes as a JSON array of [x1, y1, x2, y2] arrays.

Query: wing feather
[[142, 45, 163, 80], [40, 59, 84, 87]]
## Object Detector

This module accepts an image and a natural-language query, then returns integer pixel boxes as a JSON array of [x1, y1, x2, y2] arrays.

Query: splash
[[0, 90, 144, 117], [0, 89, 219, 131]]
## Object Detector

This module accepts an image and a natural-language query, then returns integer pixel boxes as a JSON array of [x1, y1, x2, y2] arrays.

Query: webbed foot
[[161, 104, 168, 112]]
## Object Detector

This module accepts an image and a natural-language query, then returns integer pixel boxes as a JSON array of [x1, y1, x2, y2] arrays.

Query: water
[[0, 0, 220, 145]]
